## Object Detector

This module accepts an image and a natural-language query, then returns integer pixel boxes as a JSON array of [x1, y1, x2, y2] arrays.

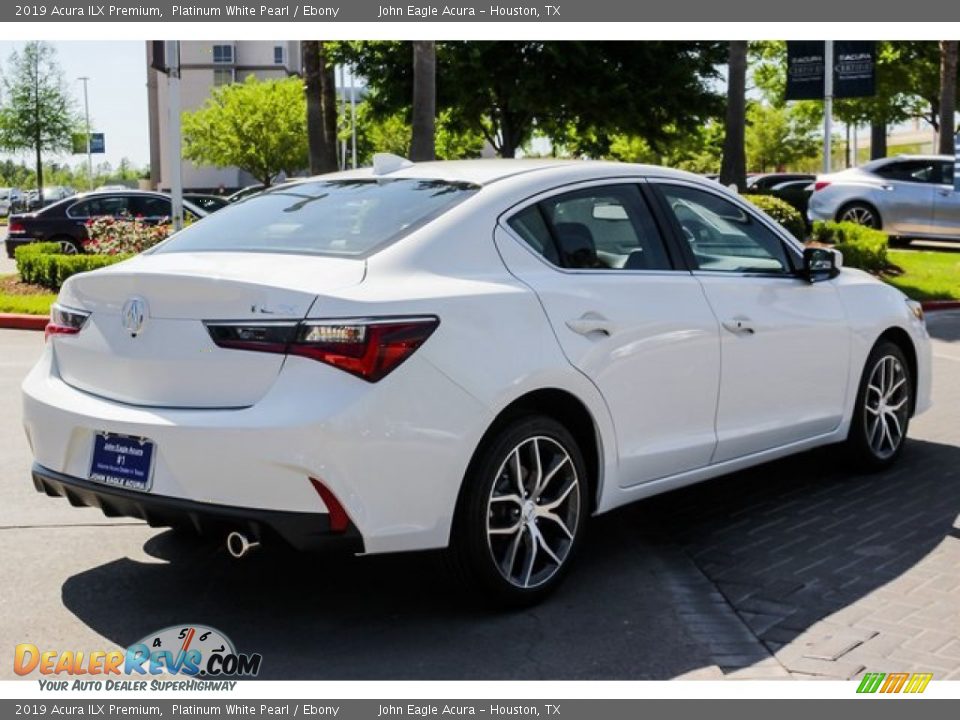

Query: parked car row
[[5, 189, 207, 257]]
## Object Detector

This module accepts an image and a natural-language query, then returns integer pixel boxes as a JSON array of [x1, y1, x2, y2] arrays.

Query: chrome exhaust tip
[[226, 531, 260, 559]]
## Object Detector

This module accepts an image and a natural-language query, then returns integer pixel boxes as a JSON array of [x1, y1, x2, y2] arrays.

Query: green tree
[[335, 41, 724, 159], [604, 121, 725, 173], [746, 103, 820, 172], [345, 102, 484, 165], [0, 41, 78, 204], [751, 41, 955, 160], [182, 75, 308, 187]]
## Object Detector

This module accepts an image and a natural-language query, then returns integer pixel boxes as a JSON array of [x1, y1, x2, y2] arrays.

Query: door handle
[[566, 314, 614, 337], [938, 188, 954, 197], [722, 317, 755, 335]]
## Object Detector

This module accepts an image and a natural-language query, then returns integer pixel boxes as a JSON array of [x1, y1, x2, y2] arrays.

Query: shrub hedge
[[809, 221, 889, 274], [15, 243, 131, 291], [744, 194, 807, 240]]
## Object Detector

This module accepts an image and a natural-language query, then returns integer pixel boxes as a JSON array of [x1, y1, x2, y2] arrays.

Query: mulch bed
[[0, 274, 52, 296]]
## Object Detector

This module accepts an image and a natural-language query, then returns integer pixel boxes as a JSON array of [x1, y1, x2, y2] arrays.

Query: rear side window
[[873, 160, 941, 184], [68, 196, 132, 218], [131, 196, 172, 218], [154, 179, 478, 257], [507, 184, 672, 271]]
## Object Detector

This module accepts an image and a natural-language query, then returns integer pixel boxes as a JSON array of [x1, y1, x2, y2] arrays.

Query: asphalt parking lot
[[0, 311, 958, 681]]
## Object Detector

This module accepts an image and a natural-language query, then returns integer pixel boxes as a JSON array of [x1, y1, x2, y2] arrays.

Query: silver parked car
[[0, 187, 25, 216], [808, 155, 958, 243]]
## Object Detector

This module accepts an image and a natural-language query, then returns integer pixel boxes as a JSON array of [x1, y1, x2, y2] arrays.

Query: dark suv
[[5, 190, 206, 258]]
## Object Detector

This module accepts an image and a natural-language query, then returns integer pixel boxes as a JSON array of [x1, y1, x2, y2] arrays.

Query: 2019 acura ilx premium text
[[23, 158, 931, 604]]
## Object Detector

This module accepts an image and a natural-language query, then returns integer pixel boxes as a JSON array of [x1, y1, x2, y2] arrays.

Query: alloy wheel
[[864, 355, 909, 460], [485, 436, 581, 589], [840, 205, 876, 227], [57, 240, 78, 255]]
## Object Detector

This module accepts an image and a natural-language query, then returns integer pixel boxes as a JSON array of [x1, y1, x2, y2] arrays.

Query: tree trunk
[[33, 51, 43, 206], [498, 115, 518, 158], [410, 41, 436, 162], [938, 40, 958, 156], [302, 41, 339, 174], [870, 121, 887, 160], [719, 41, 747, 191], [319, 44, 339, 173]]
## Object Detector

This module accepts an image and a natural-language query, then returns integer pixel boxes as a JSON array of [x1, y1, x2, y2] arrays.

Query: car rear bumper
[[4, 236, 37, 258], [23, 341, 490, 554], [32, 462, 365, 554]]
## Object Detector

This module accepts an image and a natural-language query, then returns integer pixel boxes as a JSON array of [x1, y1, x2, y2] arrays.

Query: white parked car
[[23, 158, 932, 604]]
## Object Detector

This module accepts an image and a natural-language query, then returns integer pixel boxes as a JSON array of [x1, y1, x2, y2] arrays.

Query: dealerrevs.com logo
[[856, 672, 933, 694], [15, 625, 262, 690]]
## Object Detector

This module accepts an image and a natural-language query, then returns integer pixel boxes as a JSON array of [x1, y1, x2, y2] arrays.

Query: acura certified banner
[[785, 40, 877, 101]]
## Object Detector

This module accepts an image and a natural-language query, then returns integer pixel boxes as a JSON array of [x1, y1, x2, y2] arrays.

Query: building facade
[[147, 40, 302, 192]]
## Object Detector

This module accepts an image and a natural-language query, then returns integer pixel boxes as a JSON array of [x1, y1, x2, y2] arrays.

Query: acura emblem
[[121, 297, 148, 336]]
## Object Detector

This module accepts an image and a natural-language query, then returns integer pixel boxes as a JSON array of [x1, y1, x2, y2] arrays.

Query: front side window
[[153, 179, 478, 257], [507, 185, 672, 271], [941, 162, 955, 187], [658, 184, 792, 275], [212, 44, 234, 64]]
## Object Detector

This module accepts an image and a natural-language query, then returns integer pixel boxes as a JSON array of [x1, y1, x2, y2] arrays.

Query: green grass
[[886, 249, 960, 301], [0, 292, 55, 315], [0, 273, 56, 315]]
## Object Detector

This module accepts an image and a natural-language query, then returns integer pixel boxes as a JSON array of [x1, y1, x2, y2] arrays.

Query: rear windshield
[[153, 178, 479, 258]]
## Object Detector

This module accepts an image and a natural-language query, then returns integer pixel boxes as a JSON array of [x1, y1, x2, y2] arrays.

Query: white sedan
[[22, 158, 931, 605]]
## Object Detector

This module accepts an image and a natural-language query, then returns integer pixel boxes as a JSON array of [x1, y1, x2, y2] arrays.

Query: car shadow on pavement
[[926, 314, 960, 343], [60, 438, 960, 679]]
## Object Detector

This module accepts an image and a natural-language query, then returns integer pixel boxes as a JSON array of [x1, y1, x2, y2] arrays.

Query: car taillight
[[204, 316, 439, 383], [8, 221, 25, 234], [45, 303, 90, 341], [813, 181, 831, 192]]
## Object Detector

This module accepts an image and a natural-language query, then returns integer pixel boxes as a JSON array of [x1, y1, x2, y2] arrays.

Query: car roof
[[287, 158, 705, 188], [866, 154, 954, 166], [26, 189, 207, 216]]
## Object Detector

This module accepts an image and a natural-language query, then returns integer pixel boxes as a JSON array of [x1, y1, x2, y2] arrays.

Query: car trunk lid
[[54, 252, 366, 408]]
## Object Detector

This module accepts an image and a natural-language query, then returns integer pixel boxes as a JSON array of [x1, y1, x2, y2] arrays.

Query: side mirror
[[802, 246, 841, 283]]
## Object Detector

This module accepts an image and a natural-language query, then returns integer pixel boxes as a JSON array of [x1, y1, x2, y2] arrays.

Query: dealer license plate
[[88, 433, 155, 491]]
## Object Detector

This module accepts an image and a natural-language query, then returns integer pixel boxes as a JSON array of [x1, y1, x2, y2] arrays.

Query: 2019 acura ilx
[[23, 158, 931, 604]]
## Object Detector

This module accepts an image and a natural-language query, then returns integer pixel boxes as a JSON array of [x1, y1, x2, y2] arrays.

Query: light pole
[[77, 76, 93, 189]]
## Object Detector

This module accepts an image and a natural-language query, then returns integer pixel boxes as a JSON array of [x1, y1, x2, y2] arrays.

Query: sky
[[0, 41, 149, 170]]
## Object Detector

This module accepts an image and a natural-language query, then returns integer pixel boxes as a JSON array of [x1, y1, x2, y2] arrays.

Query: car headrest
[[553, 222, 600, 269]]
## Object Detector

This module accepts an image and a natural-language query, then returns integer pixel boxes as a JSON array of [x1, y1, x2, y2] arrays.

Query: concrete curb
[[0, 313, 47, 331], [921, 300, 960, 312]]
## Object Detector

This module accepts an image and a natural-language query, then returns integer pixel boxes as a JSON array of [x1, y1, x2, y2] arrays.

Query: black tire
[[888, 236, 913, 248], [50, 235, 82, 254], [845, 341, 913, 471], [448, 415, 588, 607], [837, 201, 882, 230]]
